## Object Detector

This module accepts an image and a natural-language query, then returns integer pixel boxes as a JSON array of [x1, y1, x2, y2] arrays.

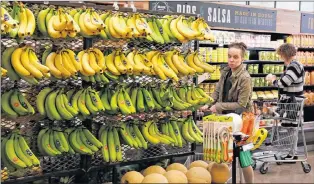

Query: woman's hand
[[265, 74, 276, 84], [199, 105, 209, 111], [209, 105, 217, 113]]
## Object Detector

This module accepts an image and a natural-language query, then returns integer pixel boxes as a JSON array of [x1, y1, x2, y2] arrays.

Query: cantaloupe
[[120, 171, 144, 183], [207, 162, 215, 172], [141, 173, 168, 183], [142, 165, 166, 176], [189, 160, 208, 169], [186, 167, 211, 183], [210, 163, 230, 184], [164, 170, 188, 183], [166, 163, 188, 174]]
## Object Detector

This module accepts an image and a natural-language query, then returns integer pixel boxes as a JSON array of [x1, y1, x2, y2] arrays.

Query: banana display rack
[[0, 1, 217, 183]]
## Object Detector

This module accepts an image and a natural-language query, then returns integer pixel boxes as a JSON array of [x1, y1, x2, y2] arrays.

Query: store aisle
[[254, 151, 314, 183]]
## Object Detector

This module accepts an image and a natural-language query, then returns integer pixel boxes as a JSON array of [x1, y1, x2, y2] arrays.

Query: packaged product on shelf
[[217, 47, 224, 63], [212, 50, 218, 62], [259, 51, 265, 61], [274, 65, 280, 74], [269, 65, 275, 74], [244, 50, 250, 60], [253, 64, 259, 74], [279, 65, 284, 73], [248, 65, 254, 74], [199, 48, 206, 61], [206, 47, 213, 62], [223, 48, 228, 63]]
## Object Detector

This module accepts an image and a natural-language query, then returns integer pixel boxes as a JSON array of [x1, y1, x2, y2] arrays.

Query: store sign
[[149, 1, 277, 31], [301, 13, 314, 34]]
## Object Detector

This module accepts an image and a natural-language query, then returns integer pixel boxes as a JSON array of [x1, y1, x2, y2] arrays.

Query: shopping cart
[[252, 97, 312, 174]]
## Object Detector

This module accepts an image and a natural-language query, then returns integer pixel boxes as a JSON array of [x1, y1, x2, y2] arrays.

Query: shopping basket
[[252, 97, 312, 174]]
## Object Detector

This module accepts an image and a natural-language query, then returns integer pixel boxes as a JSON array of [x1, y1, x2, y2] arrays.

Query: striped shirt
[[273, 60, 305, 96]]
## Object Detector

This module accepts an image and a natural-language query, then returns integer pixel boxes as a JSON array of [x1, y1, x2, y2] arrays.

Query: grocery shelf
[[250, 73, 282, 77], [203, 79, 219, 83], [244, 60, 284, 64], [247, 47, 276, 51], [207, 62, 228, 65], [199, 43, 221, 47], [297, 47, 314, 51], [304, 66, 314, 70], [305, 85, 314, 89], [253, 86, 278, 90]]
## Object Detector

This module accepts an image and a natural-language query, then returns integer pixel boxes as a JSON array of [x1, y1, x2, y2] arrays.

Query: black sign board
[[301, 13, 314, 34], [150, 1, 277, 31]]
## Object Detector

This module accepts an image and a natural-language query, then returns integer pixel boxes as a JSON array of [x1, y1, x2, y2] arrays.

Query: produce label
[[150, 1, 277, 31], [301, 13, 314, 34]]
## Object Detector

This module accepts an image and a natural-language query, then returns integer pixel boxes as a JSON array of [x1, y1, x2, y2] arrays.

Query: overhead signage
[[149, 1, 277, 31], [301, 13, 314, 34]]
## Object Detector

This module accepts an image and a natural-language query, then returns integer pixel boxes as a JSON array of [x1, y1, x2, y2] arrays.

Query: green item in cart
[[239, 150, 253, 168]]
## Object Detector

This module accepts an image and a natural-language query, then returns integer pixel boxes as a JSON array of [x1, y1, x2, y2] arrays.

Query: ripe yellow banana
[[114, 50, 127, 74], [21, 47, 43, 79], [29, 49, 50, 74], [83, 9, 99, 32], [193, 53, 215, 73], [81, 52, 96, 76], [45, 52, 62, 78], [170, 17, 187, 43], [186, 52, 204, 73], [176, 16, 200, 40], [25, 8, 36, 36], [47, 15, 62, 38], [53, 9, 67, 31], [127, 50, 143, 73], [61, 51, 77, 75], [164, 50, 179, 74], [17, 7, 28, 38], [172, 52, 190, 76], [90, 48, 106, 70], [65, 49, 82, 71], [158, 54, 178, 81], [88, 50, 102, 73], [152, 53, 167, 80], [11, 47, 31, 76]]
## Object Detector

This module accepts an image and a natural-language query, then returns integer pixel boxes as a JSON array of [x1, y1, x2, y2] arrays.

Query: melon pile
[[120, 160, 230, 183]]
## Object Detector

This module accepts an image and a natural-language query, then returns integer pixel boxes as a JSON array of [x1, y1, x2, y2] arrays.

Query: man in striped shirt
[[266, 43, 305, 163]]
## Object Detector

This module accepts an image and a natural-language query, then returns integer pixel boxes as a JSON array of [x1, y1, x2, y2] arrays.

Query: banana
[[155, 18, 170, 43], [142, 88, 155, 111], [147, 18, 164, 44], [127, 50, 144, 73], [2, 47, 20, 81], [18, 135, 40, 166], [113, 127, 122, 161], [64, 128, 76, 154], [45, 52, 63, 78], [120, 51, 133, 74], [1, 90, 18, 118], [162, 16, 176, 40], [89, 88, 105, 111], [141, 121, 160, 144], [107, 128, 117, 162], [17, 7, 28, 38], [49, 130, 62, 155], [171, 52, 189, 76], [17, 90, 35, 115], [1, 137, 17, 172], [78, 129, 98, 152], [55, 129, 70, 153], [149, 88, 163, 111], [55, 52, 72, 78], [14, 134, 33, 167], [177, 16, 200, 40], [91, 48, 106, 70], [100, 73, 110, 83], [82, 128, 103, 148], [186, 87, 200, 105], [126, 124, 138, 148], [35, 87, 52, 116], [182, 120, 195, 143], [129, 124, 143, 148], [110, 89, 119, 114], [5, 134, 27, 168], [100, 127, 110, 162], [114, 50, 127, 74], [42, 46, 53, 65], [133, 124, 148, 149], [25, 8, 36, 36], [170, 17, 188, 43], [136, 88, 145, 113], [194, 53, 215, 73], [53, 129, 66, 153], [78, 90, 91, 117], [151, 53, 167, 80], [117, 89, 131, 115], [122, 88, 136, 114], [69, 129, 92, 155], [170, 121, 183, 147], [101, 88, 112, 111], [11, 47, 31, 77], [10, 90, 28, 116], [47, 15, 62, 38], [159, 54, 178, 81], [119, 123, 134, 147], [105, 51, 121, 76], [20, 47, 43, 79], [127, 14, 142, 38], [41, 129, 59, 156], [188, 117, 202, 143], [45, 90, 63, 120], [164, 50, 179, 74], [37, 128, 49, 156], [88, 50, 102, 73], [130, 87, 138, 111], [56, 90, 74, 120], [62, 94, 79, 116], [149, 123, 171, 145], [29, 49, 50, 76], [85, 88, 99, 115], [61, 51, 77, 75], [186, 52, 204, 73], [151, 88, 166, 108]]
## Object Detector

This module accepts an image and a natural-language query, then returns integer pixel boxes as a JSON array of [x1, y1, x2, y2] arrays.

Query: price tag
[[197, 73, 210, 84], [242, 143, 254, 151]]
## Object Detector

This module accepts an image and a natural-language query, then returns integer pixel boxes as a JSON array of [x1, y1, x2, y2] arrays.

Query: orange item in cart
[[241, 112, 255, 135]]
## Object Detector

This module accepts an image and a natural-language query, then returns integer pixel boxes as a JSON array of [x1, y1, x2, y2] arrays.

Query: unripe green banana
[[100, 73, 110, 83], [129, 125, 143, 148], [107, 128, 117, 162], [10, 90, 28, 116], [69, 129, 93, 155], [18, 135, 40, 166], [130, 87, 138, 111], [141, 121, 160, 145], [89, 88, 105, 111], [82, 128, 103, 148], [110, 89, 119, 113], [119, 123, 134, 147], [152, 87, 166, 108], [171, 121, 183, 147], [1, 137, 17, 171], [78, 129, 98, 152], [71, 89, 83, 112], [45, 90, 63, 120], [56, 129, 70, 153], [1, 90, 18, 118], [122, 88, 136, 114], [133, 124, 148, 149], [56, 90, 74, 120], [85, 89, 99, 115], [142, 88, 155, 110], [62, 94, 79, 116], [149, 88, 162, 111], [2, 47, 21, 81], [182, 120, 195, 143], [78, 90, 91, 116], [178, 87, 187, 102], [53, 129, 66, 153], [100, 127, 110, 162], [49, 130, 62, 155], [94, 72, 102, 83], [100, 88, 112, 111], [37, 128, 48, 156], [167, 122, 179, 147], [117, 89, 131, 115], [17, 91, 35, 115], [14, 134, 33, 167], [64, 128, 76, 155], [188, 118, 202, 143], [36, 87, 53, 116], [136, 88, 145, 112], [5, 134, 27, 169], [126, 124, 138, 148], [41, 129, 59, 156], [113, 127, 122, 161]]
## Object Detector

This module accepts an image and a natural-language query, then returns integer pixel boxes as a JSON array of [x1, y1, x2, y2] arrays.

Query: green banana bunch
[[99, 126, 123, 162], [180, 117, 203, 144], [2, 132, 40, 170], [1, 89, 35, 118]]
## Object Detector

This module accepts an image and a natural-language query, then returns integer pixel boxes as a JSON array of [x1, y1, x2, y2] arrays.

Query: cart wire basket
[[252, 98, 312, 174]]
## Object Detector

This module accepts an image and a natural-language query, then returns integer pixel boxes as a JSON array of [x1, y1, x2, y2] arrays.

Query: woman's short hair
[[228, 42, 247, 58], [277, 43, 297, 59]]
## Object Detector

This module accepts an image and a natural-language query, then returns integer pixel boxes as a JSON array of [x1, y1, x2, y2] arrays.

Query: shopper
[[266, 43, 305, 162], [200, 42, 254, 183]]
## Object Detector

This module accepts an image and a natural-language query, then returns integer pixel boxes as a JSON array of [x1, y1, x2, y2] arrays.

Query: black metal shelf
[[297, 47, 314, 51], [199, 43, 221, 47], [305, 85, 314, 89], [3, 169, 84, 184], [244, 60, 284, 64], [250, 73, 282, 77], [247, 47, 276, 51], [203, 79, 219, 83], [253, 86, 278, 90], [207, 62, 228, 65], [304, 66, 314, 70]]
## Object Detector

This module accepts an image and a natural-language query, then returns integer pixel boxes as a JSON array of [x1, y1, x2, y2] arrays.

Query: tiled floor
[[253, 151, 314, 183]]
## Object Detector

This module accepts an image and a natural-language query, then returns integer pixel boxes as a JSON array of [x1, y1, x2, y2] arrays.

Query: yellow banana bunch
[[75, 8, 105, 37], [192, 17, 215, 41], [0, 6, 19, 37], [43, 8, 80, 38]]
